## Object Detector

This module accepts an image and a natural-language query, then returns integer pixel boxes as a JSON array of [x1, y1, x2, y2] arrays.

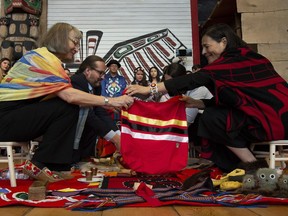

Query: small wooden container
[[85, 170, 93, 181], [91, 167, 98, 176]]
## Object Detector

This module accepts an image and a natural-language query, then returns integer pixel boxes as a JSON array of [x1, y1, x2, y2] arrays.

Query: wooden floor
[[1, 204, 288, 216], [1, 162, 288, 215]]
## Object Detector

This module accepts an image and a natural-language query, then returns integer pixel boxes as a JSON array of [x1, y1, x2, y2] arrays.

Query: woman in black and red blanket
[[126, 23, 288, 172]]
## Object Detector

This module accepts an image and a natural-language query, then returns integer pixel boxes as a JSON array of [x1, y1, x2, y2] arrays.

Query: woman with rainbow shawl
[[126, 23, 288, 172], [0, 23, 133, 182]]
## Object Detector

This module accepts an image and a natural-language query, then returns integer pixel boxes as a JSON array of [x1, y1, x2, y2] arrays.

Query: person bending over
[[70, 55, 121, 162], [126, 23, 288, 172], [0, 22, 133, 182]]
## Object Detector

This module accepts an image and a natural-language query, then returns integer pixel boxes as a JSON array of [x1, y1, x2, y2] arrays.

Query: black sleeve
[[202, 98, 215, 107], [164, 72, 214, 96], [94, 107, 118, 131], [71, 75, 118, 137], [85, 107, 118, 137], [70, 74, 87, 91]]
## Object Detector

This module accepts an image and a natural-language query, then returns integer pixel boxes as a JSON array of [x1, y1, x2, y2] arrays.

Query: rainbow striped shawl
[[0, 47, 71, 101]]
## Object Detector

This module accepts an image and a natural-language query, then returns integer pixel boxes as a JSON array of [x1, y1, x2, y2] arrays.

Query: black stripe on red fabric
[[121, 118, 188, 135]]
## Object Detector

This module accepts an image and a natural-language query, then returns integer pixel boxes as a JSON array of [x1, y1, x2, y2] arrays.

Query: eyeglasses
[[69, 37, 80, 48], [91, 67, 105, 76]]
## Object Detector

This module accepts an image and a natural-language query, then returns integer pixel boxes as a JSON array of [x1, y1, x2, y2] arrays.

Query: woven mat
[[1, 165, 288, 210]]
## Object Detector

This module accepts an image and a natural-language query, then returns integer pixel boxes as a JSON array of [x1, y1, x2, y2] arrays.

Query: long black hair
[[132, 67, 148, 86], [161, 63, 186, 81], [148, 66, 161, 83], [202, 23, 248, 51]]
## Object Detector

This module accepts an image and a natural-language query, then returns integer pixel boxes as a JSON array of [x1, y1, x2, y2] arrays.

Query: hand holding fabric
[[179, 95, 205, 109], [108, 95, 134, 109], [125, 84, 150, 96]]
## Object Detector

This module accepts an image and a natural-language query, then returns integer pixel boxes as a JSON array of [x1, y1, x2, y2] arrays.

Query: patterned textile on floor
[[1, 166, 288, 210], [0, 166, 91, 207], [100, 175, 183, 189], [70, 175, 288, 211]]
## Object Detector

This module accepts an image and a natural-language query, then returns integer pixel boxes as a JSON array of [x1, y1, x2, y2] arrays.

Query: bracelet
[[149, 83, 158, 95]]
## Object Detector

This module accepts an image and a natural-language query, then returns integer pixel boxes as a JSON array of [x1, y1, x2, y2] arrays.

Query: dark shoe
[[187, 158, 214, 169], [182, 169, 214, 191], [238, 159, 269, 174], [23, 160, 64, 182]]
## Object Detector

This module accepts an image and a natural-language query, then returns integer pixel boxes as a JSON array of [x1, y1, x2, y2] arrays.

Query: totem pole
[[0, 0, 42, 62]]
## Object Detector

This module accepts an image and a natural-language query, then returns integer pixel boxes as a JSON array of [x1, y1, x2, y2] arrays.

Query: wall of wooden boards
[[237, 0, 288, 81]]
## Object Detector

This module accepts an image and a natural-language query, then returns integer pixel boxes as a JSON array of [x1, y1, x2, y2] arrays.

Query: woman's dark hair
[[76, 55, 104, 74], [0, 57, 11, 65], [161, 63, 186, 81], [148, 66, 161, 83], [202, 23, 248, 50], [0, 58, 11, 73], [132, 67, 148, 86]]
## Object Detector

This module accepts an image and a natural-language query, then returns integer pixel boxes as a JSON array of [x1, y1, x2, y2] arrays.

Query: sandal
[[23, 160, 64, 182], [220, 181, 242, 191], [212, 169, 245, 186]]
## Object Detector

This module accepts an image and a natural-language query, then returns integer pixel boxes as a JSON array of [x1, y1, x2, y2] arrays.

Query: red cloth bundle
[[121, 96, 189, 175]]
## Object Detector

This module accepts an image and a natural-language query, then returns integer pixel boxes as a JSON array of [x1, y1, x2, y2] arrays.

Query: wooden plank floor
[[1, 162, 288, 215], [1, 205, 288, 216]]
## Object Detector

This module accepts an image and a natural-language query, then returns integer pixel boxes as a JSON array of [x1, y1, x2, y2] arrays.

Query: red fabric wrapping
[[96, 137, 116, 157], [120, 96, 189, 175], [134, 182, 162, 206]]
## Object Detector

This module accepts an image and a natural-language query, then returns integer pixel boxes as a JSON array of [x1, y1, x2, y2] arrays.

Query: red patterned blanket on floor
[[1, 166, 288, 211]]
